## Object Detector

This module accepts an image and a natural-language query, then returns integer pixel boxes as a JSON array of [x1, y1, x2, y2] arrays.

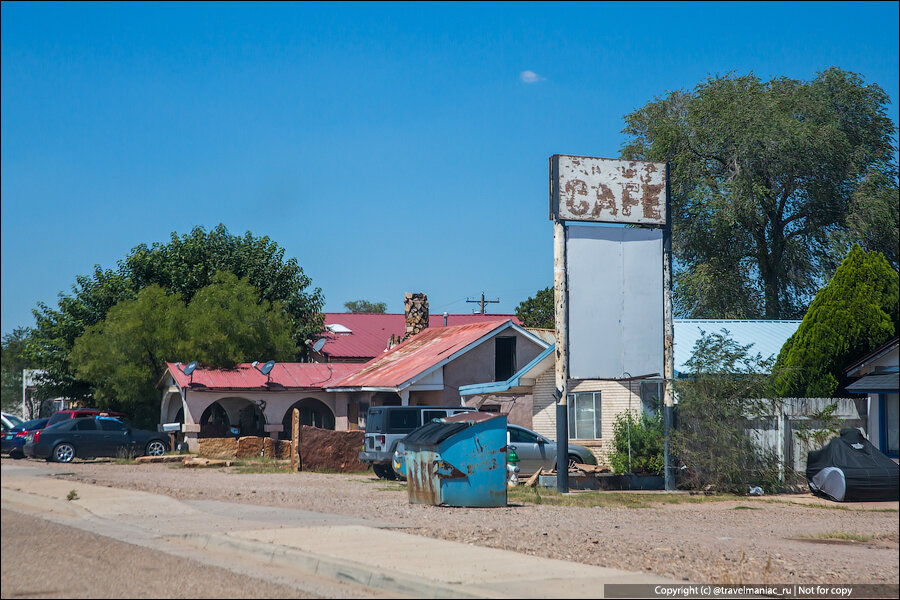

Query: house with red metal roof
[[158, 318, 548, 452]]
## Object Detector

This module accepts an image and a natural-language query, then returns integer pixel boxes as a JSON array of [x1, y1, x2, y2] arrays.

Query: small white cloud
[[520, 70, 545, 84]]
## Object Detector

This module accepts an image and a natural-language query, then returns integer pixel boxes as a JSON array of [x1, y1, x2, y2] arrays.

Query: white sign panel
[[566, 225, 664, 379], [551, 155, 667, 225]]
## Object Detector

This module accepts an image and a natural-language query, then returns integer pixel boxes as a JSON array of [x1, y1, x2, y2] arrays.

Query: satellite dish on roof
[[175, 361, 199, 384], [312, 338, 327, 353], [260, 360, 276, 375]]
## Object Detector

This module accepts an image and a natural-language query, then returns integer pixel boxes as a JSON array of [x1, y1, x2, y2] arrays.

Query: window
[[509, 427, 540, 444], [495, 337, 516, 381], [74, 419, 97, 431], [98, 419, 127, 432], [567, 392, 601, 440], [387, 409, 419, 433], [422, 410, 447, 424], [640, 381, 663, 415]]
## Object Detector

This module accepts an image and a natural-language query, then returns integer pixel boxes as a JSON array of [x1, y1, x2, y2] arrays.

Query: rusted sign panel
[[551, 155, 667, 225]]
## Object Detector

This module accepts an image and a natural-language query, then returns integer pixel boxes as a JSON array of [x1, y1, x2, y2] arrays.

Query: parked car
[[45, 408, 127, 429], [391, 423, 598, 480], [23, 417, 169, 463], [360, 405, 477, 479], [2, 412, 24, 432], [2, 418, 49, 458]]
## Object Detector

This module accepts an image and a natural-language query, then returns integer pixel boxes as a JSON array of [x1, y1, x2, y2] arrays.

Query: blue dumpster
[[403, 412, 507, 507]]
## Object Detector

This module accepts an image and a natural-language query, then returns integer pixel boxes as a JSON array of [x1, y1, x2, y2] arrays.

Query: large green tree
[[29, 224, 323, 403], [70, 275, 298, 427], [515, 286, 554, 329], [621, 68, 897, 319], [1, 328, 31, 413], [773, 245, 899, 398]]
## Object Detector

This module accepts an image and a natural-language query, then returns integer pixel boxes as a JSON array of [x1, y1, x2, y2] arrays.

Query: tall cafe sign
[[550, 155, 667, 225]]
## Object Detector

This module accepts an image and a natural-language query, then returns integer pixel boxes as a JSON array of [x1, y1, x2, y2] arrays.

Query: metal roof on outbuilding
[[845, 373, 900, 393], [673, 319, 801, 375]]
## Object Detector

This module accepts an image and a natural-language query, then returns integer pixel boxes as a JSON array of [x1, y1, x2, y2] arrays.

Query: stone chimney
[[403, 293, 429, 340]]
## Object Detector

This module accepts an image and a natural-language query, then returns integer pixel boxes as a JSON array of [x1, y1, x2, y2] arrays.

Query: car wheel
[[382, 462, 397, 481], [145, 440, 167, 457], [372, 463, 388, 479], [53, 443, 75, 463], [567, 455, 581, 470]]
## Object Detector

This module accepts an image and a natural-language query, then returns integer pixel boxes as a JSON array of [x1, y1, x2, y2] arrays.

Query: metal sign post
[[550, 154, 672, 495], [553, 218, 569, 493], [662, 163, 675, 491]]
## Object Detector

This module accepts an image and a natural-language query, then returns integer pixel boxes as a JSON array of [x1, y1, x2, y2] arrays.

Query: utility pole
[[466, 292, 499, 315]]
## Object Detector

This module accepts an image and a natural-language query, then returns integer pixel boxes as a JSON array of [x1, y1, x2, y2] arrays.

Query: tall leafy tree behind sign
[[621, 68, 897, 319], [28, 224, 324, 403]]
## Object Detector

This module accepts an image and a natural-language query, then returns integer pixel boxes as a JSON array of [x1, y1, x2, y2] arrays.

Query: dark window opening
[[495, 337, 516, 381]]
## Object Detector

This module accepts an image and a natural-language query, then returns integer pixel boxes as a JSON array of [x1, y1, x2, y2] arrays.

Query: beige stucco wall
[[442, 331, 545, 404]]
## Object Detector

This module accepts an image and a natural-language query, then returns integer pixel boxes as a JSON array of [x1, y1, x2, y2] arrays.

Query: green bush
[[607, 411, 664, 475], [673, 330, 786, 494]]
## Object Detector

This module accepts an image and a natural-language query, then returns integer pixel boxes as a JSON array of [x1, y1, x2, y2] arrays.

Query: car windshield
[[4, 414, 24, 427]]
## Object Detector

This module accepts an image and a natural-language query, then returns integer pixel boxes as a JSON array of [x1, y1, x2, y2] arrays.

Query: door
[[71, 419, 104, 457], [97, 418, 134, 457]]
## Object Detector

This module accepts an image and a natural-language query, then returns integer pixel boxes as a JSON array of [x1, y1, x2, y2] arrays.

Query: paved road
[[2, 461, 674, 598], [1, 509, 322, 599]]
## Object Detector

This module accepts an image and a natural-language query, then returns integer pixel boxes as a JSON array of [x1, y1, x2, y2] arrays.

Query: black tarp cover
[[806, 428, 899, 502]]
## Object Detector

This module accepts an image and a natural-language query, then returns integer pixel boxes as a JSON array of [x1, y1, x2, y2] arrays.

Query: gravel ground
[[14, 458, 899, 585]]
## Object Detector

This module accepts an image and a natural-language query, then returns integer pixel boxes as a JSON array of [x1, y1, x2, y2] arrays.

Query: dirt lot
[[10, 458, 898, 585]]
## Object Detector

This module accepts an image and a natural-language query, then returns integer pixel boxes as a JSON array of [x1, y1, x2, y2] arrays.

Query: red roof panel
[[329, 320, 512, 389], [320, 313, 521, 360], [166, 362, 359, 391]]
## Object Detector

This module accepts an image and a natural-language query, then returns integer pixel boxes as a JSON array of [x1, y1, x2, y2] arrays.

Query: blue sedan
[[2, 418, 49, 458]]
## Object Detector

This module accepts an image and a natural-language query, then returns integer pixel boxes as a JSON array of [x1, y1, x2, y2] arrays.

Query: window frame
[[567, 391, 602, 440]]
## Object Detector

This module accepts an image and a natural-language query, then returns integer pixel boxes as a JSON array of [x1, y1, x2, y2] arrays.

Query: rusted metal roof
[[319, 312, 522, 360], [328, 320, 516, 390], [165, 362, 359, 391]]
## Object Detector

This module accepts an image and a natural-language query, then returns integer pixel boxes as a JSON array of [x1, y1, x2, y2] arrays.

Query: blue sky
[[2, 1, 898, 334]]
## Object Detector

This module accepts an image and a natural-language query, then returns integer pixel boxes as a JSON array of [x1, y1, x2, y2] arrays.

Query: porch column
[[334, 392, 350, 431], [399, 389, 410, 406]]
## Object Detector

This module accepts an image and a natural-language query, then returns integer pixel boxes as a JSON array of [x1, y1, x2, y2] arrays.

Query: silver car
[[508, 424, 597, 476]]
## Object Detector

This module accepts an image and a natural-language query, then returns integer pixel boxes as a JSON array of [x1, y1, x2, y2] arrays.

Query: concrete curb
[[177, 532, 496, 599]]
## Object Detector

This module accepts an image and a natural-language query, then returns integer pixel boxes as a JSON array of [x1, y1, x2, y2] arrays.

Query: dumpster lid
[[441, 412, 498, 424], [404, 421, 469, 446]]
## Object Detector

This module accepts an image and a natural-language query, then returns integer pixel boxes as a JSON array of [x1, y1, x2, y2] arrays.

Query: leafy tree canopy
[[29, 224, 323, 402], [1, 328, 30, 413], [622, 68, 897, 319], [343, 299, 387, 313], [515, 286, 554, 329], [70, 274, 298, 427], [773, 245, 899, 398]]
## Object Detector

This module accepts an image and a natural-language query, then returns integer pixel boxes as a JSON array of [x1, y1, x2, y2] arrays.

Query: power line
[[466, 292, 500, 315]]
